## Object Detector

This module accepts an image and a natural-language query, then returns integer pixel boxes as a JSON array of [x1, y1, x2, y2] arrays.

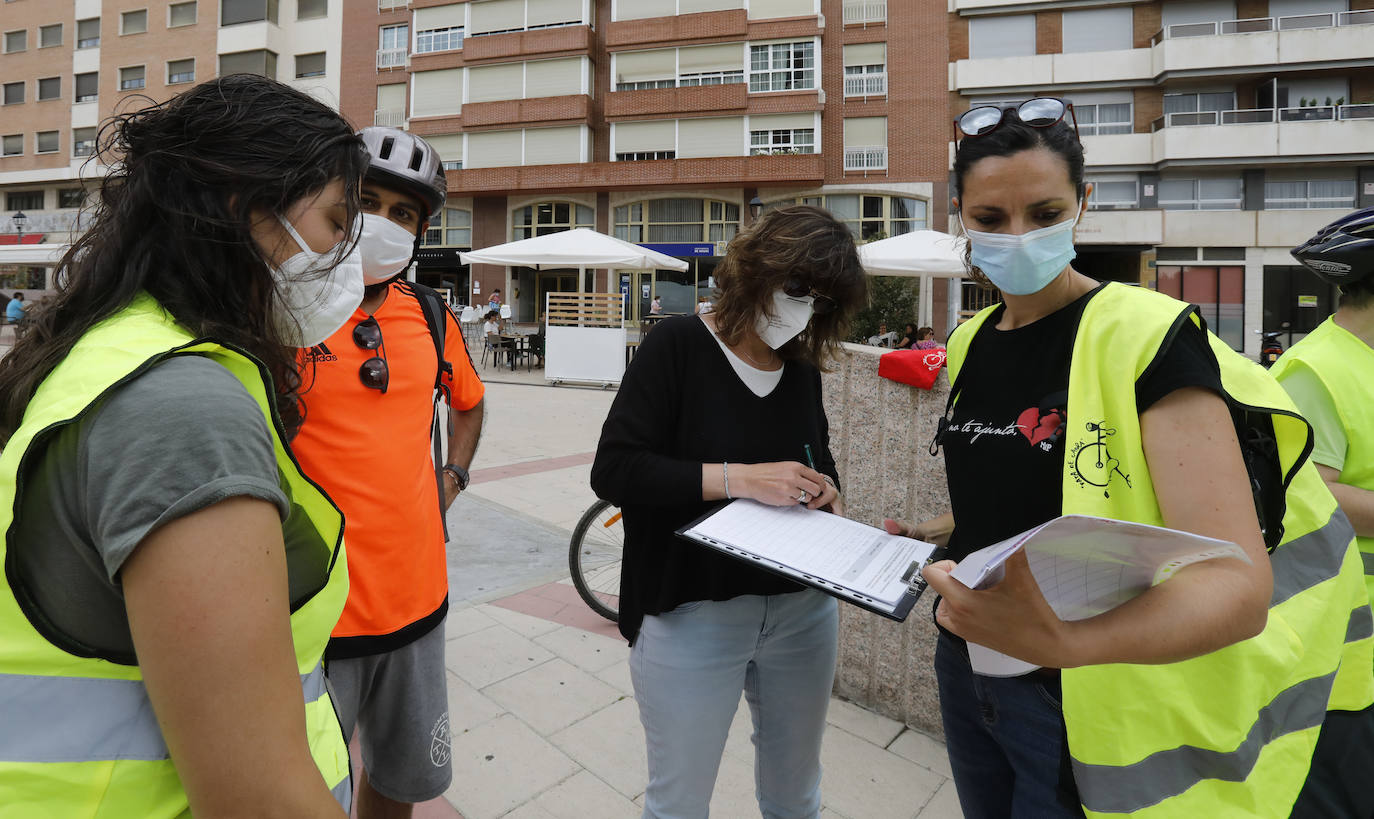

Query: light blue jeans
[[630, 589, 839, 819]]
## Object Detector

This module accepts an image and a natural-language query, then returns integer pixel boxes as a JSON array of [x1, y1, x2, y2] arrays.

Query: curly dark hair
[[712, 205, 867, 369], [0, 75, 367, 443]]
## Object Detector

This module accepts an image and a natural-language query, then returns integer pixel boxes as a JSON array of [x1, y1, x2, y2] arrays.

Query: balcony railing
[[1153, 9, 1374, 42], [377, 48, 408, 70], [1152, 105, 1374, 130], [374, 109, 407, 127], [843, 73, 887, 97], [844, 146, 887, 171], [378, 0, 408, 10], [842, 2, 886, 25]]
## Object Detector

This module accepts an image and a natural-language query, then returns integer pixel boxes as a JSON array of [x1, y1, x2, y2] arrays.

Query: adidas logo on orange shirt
[[304, 343, 337, 363]]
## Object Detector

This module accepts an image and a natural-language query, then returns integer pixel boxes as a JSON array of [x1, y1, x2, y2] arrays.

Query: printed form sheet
[[685, 500, 937, 607]]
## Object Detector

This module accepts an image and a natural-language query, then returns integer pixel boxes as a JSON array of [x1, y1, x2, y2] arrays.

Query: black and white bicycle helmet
[[357, 126, 448, 220], [1291, 206, 1374, 288]]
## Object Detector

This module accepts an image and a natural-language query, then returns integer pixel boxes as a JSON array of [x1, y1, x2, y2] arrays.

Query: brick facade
[[1133, 2, 1163, 49], [1035, 11, 1063, 56], [1133, 87, 1163, 134], [1236, 0, 1269, 20]]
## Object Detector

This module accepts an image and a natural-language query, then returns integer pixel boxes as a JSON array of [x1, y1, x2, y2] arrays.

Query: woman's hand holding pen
[[732, 462, 837, 511]]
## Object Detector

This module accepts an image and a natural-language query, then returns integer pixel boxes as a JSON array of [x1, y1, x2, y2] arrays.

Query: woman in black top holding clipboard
[[591, 205, 866, 819]]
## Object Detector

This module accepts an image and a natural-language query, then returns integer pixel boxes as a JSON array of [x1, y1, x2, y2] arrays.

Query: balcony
[[461, 95, 591, 129], [1076, 209, 1163, 245], [446, 152, 824, 194], [607, 10, 748, 49], [374, 109, 407, 127], [843, 2, 886, 26], [606, 83, 748, 118], [952, 48, 1151, 93], [1149, 109, 1374, 162], [461, 25, 591, 63], [844, 146, 887, 171], [377, 0, 408, 10], [844, 73, 887, 97], [1150, 11, 1374, 76], [377, 48, 408, 70]]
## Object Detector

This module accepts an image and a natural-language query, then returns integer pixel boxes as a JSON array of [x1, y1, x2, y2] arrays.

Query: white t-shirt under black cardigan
[[590, 314, 840, 644]]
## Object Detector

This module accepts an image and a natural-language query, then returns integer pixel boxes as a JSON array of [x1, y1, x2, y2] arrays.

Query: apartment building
[[341, 0, 953, 327], [0, 0, 344, 289], [950, 0, 1374, 355]]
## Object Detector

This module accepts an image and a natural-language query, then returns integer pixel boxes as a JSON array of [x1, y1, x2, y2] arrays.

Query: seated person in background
[[483, 310, 515, 366], [895, 323, 919, 350], [6, 292, 25, 325], [867, 322, 893, 347], [914, 326, 942, 349], [695, 297, 713, 315]]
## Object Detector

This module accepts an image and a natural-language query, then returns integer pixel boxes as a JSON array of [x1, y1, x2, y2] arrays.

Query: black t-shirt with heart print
[[941, 284, 1223, 564]]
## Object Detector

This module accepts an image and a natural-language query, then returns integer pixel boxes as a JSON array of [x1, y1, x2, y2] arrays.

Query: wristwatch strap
[[443, 464, 470, 491]]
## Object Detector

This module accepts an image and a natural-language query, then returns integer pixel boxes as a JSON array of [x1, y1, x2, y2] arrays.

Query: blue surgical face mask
[[959, 205, 1081, 296]]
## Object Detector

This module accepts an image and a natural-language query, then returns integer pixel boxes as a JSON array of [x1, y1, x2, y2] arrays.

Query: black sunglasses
[[782, 277, 838, 315], [954, 97, 1079, 143], [353, 316, 389, 394]]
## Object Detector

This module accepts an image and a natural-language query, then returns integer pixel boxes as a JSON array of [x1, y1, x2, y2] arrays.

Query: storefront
[[412, 246, 468, 306]]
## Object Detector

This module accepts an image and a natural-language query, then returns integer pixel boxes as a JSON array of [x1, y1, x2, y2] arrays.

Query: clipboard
[[675, 500, 944, 622]]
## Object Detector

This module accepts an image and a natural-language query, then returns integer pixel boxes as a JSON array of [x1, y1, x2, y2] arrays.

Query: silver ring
[[798, 490, 809, 503]]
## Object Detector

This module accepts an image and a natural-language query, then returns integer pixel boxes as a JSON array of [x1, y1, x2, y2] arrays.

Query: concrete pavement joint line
[[469, 451, 597, 484]]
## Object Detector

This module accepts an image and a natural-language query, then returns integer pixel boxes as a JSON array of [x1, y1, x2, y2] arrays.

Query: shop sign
[[638, 243, 715, 257]]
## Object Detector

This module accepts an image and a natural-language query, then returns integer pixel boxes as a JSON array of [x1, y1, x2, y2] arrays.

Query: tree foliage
[[848, 275, 919, 343]]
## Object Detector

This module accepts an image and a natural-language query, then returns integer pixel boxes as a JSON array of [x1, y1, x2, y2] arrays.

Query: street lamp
[[748, 197, 763, 219], [10, 210, 27, 242]]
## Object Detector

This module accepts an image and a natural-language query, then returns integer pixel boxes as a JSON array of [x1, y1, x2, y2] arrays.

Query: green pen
[[804, 443, 816, 470]]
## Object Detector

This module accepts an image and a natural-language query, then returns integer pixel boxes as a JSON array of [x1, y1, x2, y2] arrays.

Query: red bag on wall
[[878, 348, 947, 390]]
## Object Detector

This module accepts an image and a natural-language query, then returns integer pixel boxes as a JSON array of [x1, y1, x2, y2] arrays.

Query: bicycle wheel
[[569, 499, 624, 622]]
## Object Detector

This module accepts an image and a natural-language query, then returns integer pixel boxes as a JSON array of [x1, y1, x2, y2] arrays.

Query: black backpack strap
[[398, 280, 460, 541]]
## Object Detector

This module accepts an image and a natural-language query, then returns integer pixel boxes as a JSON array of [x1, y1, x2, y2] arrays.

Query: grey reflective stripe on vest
[[0, 663, 328, 763], [1072, 670, 1335, 815], [1363, 550, 1374, 576], [1348, 604, 1374, 644], [332, 774, 353, 812], [1270, 513, 1356, 606]]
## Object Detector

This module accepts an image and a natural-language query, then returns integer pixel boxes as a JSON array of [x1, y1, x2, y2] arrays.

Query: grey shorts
[[327, 621, 452, 803]]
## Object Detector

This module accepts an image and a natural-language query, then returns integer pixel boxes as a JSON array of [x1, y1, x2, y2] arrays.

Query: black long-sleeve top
[[590, 315, 841, 644]]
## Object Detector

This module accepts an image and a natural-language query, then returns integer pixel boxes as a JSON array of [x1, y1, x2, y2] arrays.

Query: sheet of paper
[[686, 500, 937, 607], [949, 515, 1250, 676]]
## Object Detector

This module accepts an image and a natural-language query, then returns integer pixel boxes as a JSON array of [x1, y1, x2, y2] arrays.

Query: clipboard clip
[[901, 548, 947, 598]]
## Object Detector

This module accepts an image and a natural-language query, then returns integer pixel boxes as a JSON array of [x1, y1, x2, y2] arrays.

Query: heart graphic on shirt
[[1016, 406, 1064, 446]]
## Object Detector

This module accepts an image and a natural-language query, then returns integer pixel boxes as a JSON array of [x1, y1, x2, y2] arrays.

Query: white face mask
[[359, 212, 417, 284], [271, 214, 364, 347], [755, 289, 814, 349]]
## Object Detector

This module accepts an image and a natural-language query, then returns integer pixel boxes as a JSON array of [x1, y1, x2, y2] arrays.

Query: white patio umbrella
[[0, 243, 70, 266], [459, 228, 688, 293], [857, 229, 967, 278]]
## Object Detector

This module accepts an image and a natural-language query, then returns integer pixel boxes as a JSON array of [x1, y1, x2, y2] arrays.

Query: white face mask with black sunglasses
[[755, 290, 815, 350]]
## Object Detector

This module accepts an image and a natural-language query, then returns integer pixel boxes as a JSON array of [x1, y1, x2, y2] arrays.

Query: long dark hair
[[0, 75, 366, 443], [952, 108, 1085, 288], [713, 205, 867, 369]]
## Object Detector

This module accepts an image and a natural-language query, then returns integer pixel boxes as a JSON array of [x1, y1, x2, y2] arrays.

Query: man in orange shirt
[[293, 127, 485, 819]]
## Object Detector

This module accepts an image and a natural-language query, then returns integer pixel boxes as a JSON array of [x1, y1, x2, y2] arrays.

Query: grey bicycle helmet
[[357, 126, 448, 220], [1291, 206, 1374, 288]]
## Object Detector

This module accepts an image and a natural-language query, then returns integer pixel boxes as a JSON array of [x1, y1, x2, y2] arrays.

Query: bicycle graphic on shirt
[[1068, 421, 1133, 498]]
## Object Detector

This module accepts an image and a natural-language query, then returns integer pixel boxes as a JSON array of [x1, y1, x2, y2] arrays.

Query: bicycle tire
[[569, 499, 624, 622]]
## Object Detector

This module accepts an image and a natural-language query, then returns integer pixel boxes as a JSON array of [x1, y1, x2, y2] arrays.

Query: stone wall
[[820, 342, 951, 737]]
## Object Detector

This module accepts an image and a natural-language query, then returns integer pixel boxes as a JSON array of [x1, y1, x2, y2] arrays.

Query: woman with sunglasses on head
[[591, 205, 866, 818], [0, 75, 367, 817], [884, 99, 1373, 818]]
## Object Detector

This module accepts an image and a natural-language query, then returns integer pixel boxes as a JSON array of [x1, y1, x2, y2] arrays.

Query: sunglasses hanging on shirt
[[353, 315, 389, 394]]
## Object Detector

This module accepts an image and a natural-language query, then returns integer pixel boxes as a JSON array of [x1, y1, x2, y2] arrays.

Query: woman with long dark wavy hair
[[591, 205, 867, 817], [0, 75, 367, 817]]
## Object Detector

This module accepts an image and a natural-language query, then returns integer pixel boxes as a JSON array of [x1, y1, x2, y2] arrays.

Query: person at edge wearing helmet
[[290, 127, 486, 819], [1271, 208, 1374, 817]]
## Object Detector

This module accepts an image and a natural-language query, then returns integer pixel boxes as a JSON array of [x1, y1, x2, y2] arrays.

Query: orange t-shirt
[[293, 282, 483, 642]]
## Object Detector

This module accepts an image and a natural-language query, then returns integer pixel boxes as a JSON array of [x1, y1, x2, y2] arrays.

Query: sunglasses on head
[[352, 316, 389, 394], [954, 97, 1079, 143], [782, 277, 839, 316]]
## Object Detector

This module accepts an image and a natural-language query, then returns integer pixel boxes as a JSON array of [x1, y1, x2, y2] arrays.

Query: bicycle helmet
[[357, 126, 448, 220], [1291, 206, 1374, 288]]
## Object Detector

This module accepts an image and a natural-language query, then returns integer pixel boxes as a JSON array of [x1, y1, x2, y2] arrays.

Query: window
[[74, 73, 98, 103], [1062, 7, 1132, 52], [7, 191, 42, 209], [76, 18, 100, 49], [3, 29, 26, 53], [2, 82, 23, 106], [678, 70, 743, 86], [421, 207, 472, 247], [615, 150, 676, 161], [1159, 177, 1243, 210], [169, 2, 198, 27], [39, 23, 62, 47], [749, 128, 814, 155], [843, 117, 887, 171], [378, 24, 408, 68], [618, 79, 676, 91], [969, 14, 1034, 59], [35, 131, 58, 154], [613, 199, 740, 243], [1087, 177, 1139, 209], [295, 52, 326, 78], [167, 59, 195, 85], [1075, 102, 1132, 135], [843, 64, 886, 97], [221, 0, 278, 26], [415, 26, 464, 53], [73, 127, 97, 157], [219, 50, 277, 79], [298, 0, 327, 19], [1, 135, 22, 157], [512, 202, 595, 240], [1156, 265, 1245, 351], [1264, 178, 1357, 209], [59, 188, 86, 209], [1163, 91, 1236, 126], [119, 66, 146, 91], [749, 41, 815, 93], [37, 77, 59, 101], [831, 195, 924, 239], [121, 10, 148, 35]]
